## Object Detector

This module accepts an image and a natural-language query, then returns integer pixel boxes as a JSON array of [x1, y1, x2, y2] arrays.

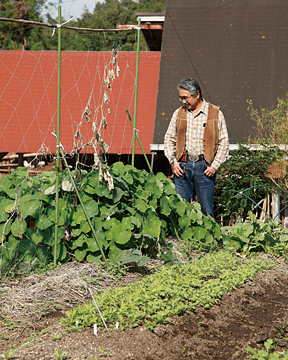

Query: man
[[164, 78, 229, 216]]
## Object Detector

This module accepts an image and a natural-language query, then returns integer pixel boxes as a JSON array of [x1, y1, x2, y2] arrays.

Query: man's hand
[[204, 165, 216, 177], [171, 160, 184, 177]]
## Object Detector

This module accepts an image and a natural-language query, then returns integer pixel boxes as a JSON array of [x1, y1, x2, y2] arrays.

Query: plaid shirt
[[164, 100, 229, 170]]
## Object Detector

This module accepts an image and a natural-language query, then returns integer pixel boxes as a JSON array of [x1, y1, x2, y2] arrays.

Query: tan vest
[[175, 103, 219, 164]]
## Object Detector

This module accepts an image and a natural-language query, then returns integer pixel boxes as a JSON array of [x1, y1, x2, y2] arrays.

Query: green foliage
[[214, 145, 284, 223], [53, 349, 68, 360], [117, 249, 150, 267], [1, 0, 167, 51], [246, 340, 288, 359], [248, 93, 288, 194], [62, 251, 274, 331], [0, 0, 48, 50], [0, 162, 222, 272], [221, 211, 288, 256], [1, 348, 15, 360], [246, 318, 288, 359], [248, 93, 288, 149]]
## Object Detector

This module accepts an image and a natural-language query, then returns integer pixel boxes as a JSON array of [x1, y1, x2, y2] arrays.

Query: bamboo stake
[[131, 17, 141, 167], [54, 6, 61, 265], [126, 110, 152, 172], [52, 132, 108, 267]]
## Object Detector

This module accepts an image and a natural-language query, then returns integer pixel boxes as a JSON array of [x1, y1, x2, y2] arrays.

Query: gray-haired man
[[164, 78, 229, 216]]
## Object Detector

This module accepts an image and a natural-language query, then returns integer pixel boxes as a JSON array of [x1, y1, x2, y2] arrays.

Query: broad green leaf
[[203, 217, 213, 230], [82, 183, 96, 194], [50, 209, 66, 227], [73, 211, 86, 224], [264, 233, 277, 245], [108, 241, 122, 263], [86, 237, 107, 252], [122, 173, 133, 185], [187, 211, 199, 222], [106, 223, 132, 245], [80, 220, 91, 233], [121, 217, 134, 231], [0, 176, 12, 191], [70, 233, 87, 250], [180, 227, 193, 240], [164, 182, 175, 195], [0, 211, 8, 223], [95, 185, 112, 198], [76, 199, 99, 219], [35, 215, 54, 230], [11, 219, 27, 238], [118, 249, 142, 263], [19, 199, 42, 219], [118, 249, 150, 266], [130, 216, 141, 228], [173, 198, 186, 217], [205, 233, 214, 244], [110, 161, 125, 175], [74, 248, 87, 262], [87, 253, 101, 262], [77, 191, 91, 203], [51, 243, 67, 261], [18, 238, 36, 254], [3, 189, 17, 199], [134, 198, 148, 213], [0, 221, 11, 236], [160, 196, 171, 216], [4, 200, 17, 213], [26, 228, 44, 244], [142, 218, 161, 238], [113, 187, 125, 203], [212, 224, 222, 240], [178, 216, 190, 229], [193, 226, 207, 241], [3, 235, 19, 259], [42, 226, 63, 245], [35, 245, 51, 264]]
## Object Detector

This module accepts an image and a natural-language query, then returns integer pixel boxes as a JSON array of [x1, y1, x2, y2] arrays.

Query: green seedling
[[1, 349, 15, 360], [51, 333, 62, 341], [53, 349, 68, 360]]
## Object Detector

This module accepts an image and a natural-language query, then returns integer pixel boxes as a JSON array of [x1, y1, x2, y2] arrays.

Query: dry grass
[[0, 262, 137, 321], [0, 237, 183, 323]]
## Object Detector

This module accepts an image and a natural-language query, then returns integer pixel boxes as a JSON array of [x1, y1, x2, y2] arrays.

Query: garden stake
[[54, 5, 62, 266], [89, 288, 108, 331], [126, 109, 152, 172], [131, 17, 141, 167], [52, 131, 108, 267]]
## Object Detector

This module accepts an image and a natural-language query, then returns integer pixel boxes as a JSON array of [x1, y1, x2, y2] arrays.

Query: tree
[[1, 0, 167, 51], [0, 0, 48, 50]]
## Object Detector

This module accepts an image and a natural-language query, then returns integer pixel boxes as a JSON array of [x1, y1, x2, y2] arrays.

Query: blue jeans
[[173, 158, 215, 216]]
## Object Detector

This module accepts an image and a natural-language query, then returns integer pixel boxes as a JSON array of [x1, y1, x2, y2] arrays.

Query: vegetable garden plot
[[0, 162, 223, 273]]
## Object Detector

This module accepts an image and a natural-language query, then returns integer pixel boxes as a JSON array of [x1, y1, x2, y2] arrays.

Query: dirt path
[[1, 259, 288, 360]]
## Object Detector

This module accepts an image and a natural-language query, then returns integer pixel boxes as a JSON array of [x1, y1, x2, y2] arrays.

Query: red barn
[[0, 50, 160, 170]]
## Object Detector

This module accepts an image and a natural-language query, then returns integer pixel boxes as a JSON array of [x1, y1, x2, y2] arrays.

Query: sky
[[47, 0, 104, 20]]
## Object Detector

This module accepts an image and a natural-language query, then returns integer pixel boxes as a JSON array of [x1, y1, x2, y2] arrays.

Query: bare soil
[[1, 255, 288, 360]]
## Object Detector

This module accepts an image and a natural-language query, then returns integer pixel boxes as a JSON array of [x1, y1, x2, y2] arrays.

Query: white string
[[52, 17, 74, 36]]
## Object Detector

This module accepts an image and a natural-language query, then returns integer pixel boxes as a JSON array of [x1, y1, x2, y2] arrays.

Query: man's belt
[[188, 153, 205, 162]]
